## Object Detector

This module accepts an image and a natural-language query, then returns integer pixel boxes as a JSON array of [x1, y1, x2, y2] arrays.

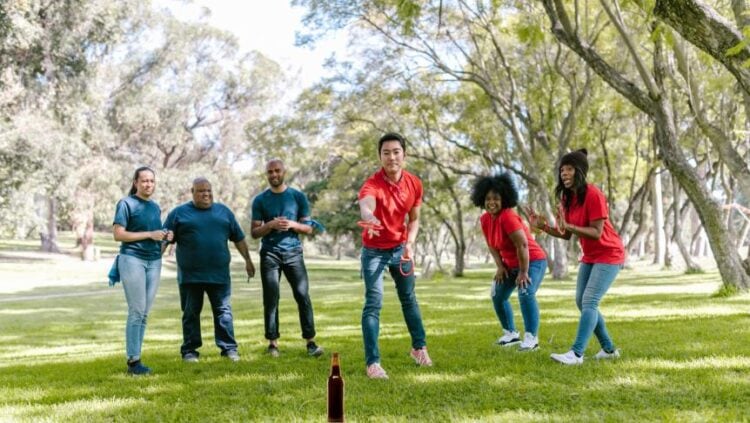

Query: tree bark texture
[[655, 0, 750, 97]]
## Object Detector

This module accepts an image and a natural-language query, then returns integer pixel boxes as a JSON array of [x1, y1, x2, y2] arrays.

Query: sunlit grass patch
[[625, 355, 750, 370], [0, 254, 749, 421], [1, 398, 145, 421]]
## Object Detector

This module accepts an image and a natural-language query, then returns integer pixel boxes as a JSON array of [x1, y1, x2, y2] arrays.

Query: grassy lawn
[[1, 238, 749, 422]]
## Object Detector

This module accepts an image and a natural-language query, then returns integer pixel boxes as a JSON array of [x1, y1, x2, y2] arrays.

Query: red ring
[[399, 257, 414, 276]]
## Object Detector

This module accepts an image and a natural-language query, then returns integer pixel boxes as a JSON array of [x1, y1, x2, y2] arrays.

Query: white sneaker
[[366, 363, 389, 379], [518, 333, 539, 351], [594, 349, 621, 360], [550, 350, 583, 365], [495, 330, 521, 347]]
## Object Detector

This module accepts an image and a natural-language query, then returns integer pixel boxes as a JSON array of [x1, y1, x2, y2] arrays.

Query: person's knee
[[363, 295, 383, 313], [495, 288, 513, 302], [397, 290, 417, 307], [580, 295, 600, 311], [218, 310, 233, 324], [292, 285, 310, 300], [128, 304, 147, 320], [517, 289, 536, 303]]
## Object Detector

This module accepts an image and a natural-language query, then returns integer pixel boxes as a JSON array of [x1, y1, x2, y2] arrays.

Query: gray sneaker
[[267, 344, 280, 358], [306, 341, 324, 357], [182, 352, 199, 363], [594, 348, 621, 360], [223, 350, 240, 362]]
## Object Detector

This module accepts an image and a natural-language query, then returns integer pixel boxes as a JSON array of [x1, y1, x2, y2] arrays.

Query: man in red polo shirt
[[357, 132, 431, 379]]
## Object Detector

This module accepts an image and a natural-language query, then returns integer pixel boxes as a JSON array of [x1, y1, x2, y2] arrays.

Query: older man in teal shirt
[[164, 177, 255, 362]]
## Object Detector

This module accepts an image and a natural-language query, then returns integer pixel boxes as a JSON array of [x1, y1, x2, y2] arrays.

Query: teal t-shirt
[[164, 202, 245, 284], [251, 187, 310, 252], [112, 195, 163, 261]]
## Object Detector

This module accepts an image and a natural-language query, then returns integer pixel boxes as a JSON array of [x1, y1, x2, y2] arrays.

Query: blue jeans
[[491, 259, 547, 336], [179, 282, 237, 356], [119, 254, 162, 361], [571, 263, 621, 356], [260, 248, 316, 340], [361, 245, 426, 366]]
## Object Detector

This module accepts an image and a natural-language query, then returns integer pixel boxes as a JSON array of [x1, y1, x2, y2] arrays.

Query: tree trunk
[[551, 238, 568, 279], [80, 218, 95, 261], [671, 175, 702, 272], [738, 220, 750, 250], [651, 168, 667, 265], [652, 38, 749, 290], [40, 197, 60, 253]]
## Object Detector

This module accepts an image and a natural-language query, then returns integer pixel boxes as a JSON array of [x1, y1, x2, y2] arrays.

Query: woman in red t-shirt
[[528, 149, 625, 365], [472, 173, 547, 352]]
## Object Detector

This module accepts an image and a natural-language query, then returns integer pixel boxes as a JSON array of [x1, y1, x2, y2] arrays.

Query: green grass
[[1, 245, 749, 422]]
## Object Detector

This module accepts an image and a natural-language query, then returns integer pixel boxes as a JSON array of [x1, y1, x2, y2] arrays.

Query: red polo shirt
[[358, 168, 423, 249], [480, 208, 546, 268], [564, 184, 625, 265]]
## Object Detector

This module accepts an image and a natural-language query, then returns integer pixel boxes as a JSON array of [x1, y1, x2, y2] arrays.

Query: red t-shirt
[[358, 168, 423, 249], [564, 184, 625, 264], [480, 208, 546, 268]]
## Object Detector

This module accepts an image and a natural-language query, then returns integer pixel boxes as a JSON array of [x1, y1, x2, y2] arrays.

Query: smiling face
[[192, 181, 213, 209], [560, 164, 576, 189], [266, 160, 285, 189], [484, 190, 502, 215], [133, 170, 155, 199], [379, 140, 405, 177]]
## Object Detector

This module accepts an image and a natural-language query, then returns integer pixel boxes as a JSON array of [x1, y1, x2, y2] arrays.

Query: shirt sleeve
[[297, 191, 311, 218], [227, 208, 246, 243], [113, 199, 129, 227], [586, 186, 609, 222], [358, 177, 378, 201], [412, 177, 423, 208], [500, 209, 524, 235]]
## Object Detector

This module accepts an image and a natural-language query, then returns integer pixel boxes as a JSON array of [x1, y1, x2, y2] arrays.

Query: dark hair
[[130, 166, 155, 195], [471, 173, 519, 209], [378, 132, 406, 155], [555, 149, 588, 211]]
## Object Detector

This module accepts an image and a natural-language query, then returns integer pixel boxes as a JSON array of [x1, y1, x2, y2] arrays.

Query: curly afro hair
[[471, 173, 519, 210]]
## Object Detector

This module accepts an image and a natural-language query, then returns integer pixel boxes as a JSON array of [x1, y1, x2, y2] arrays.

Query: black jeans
[[179, 282, 237, 356], [260, 248, 316, 340]]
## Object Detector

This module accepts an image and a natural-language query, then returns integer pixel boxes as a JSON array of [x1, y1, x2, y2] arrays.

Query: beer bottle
[[327, 352, 344, 422]]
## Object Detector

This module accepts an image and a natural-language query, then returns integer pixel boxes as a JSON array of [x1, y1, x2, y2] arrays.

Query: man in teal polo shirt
[[164, 177, 255, 362]]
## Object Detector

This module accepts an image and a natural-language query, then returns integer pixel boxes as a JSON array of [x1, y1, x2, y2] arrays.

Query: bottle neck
[[330, 353, 341, 376]]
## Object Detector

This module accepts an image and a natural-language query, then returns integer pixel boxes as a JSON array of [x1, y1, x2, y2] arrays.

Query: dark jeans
[[260, 248, 316, 340], [179, 282, 237, 356]]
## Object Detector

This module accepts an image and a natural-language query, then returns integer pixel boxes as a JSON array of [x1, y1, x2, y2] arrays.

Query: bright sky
[[166, 0, 346, 90]]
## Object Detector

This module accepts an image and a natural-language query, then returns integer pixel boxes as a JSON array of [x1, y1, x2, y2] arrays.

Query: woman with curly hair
[[471, 173, 547, 351], [528, 149, 625, 365]]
